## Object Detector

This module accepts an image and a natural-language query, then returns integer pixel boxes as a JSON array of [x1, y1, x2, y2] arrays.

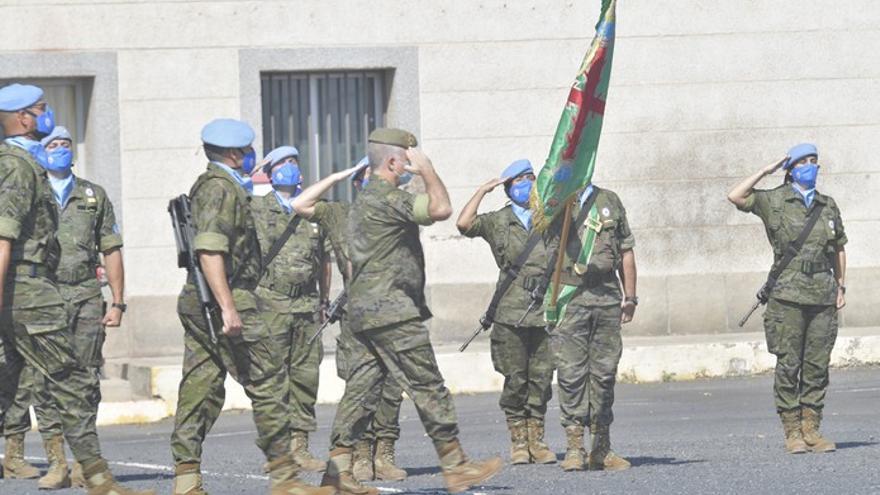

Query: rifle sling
[[764, 203, 826, 294], [262, 215, 304, 269]]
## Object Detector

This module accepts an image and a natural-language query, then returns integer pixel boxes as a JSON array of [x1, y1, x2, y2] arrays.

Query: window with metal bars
[[260, 71, 387, 202]]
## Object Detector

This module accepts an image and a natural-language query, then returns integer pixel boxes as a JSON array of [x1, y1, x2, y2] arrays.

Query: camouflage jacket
[[178, 163, 263, 316], [55, 177, 122, 303], [739, 184, 846, 306], [555, 187, 635, 308], [0, 143, 66, 333], [312, 200, 351, 286], [461, 205, 553, 328], [253, 192, 326, 314], [347, 178, 434, 332]]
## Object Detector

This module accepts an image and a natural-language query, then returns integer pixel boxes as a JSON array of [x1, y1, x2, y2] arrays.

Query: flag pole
[[549, 198, 575, 309]]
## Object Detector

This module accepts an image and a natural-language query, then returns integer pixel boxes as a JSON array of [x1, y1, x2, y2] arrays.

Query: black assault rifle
[[308, 290, 348, 346], [169, 194, 219, 344]]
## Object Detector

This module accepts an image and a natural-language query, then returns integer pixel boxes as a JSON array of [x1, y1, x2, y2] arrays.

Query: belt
[[10, 263, 53, 279], [55, 265, 94, 284], [260, 281, 313, 298], [558, 269, 616, 288], [800, 260, 832, 274]]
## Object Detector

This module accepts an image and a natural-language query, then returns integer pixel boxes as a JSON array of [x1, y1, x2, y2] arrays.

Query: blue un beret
[[200, 119, 255, 148], [262, 145, 300, 174], [501, 159, 534, 182], [784, 143, 818, 170], [0, 83, 43, 112], [41, 126, 73, 147]]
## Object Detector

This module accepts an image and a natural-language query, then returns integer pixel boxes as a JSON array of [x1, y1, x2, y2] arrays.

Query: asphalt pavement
[[2, 367, 879, 494]]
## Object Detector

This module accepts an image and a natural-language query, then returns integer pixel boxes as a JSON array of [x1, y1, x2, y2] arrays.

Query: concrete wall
[[1, 0, 878, 356]]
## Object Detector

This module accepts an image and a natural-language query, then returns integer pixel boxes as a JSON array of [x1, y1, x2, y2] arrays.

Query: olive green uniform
[[738, 184, 846, 412], [461, 205, 554, 423], [253, 193, 326, 434], [328, 178, 459, 451], [4, 177, 121, 441], [550, 187, 634, 429], [0, 143, 107, 465], [312, 200, 404, 444], [171, 163, 290, 465]]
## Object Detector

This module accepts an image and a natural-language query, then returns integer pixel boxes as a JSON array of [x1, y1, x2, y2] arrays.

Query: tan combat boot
[[38, 435, 71, 489], [2, 433, 40, 479], [437, 439, 503, 494], [526, 418, 557, 465], [507, 420, 530, 465], [172, 462, 206, 495], [779, 410, 808, 454], [71, 461, 86, 488], [320, 447, 379, 495], [801, 407, 836, 453], [291, 431, 327, 473], [267, 454, 335, 495], [373, 438, 406, 481], [587, 424, 630, 471], [560, 426, 586, 471], [82, 458, 157, 494], [351, 440, 374, 481]]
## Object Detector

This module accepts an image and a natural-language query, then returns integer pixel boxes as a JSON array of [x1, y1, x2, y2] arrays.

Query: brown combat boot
[[71, 461, 86, 488], [374, 438, 406, 481], [526, 418, 556, 464], [801, 407, 836, 453], [320, 447, 379, 495], [507, 420, 530, 465], [38, 435, 71, 490], [587, 424, 630, 471], [291, 431, 327, 473], [2, 433, 40, 479], [82, 458, 157, 494], [172, 462, 206, 495], [437, 439, 503, 494], [560, 426, 586, 471], [351, 440, 374, 481], [780, 410, 808, 454], [267, 454, 335, 495]]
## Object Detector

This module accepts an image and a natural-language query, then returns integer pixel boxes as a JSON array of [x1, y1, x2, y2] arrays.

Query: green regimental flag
[[530, 0, 616, 323]]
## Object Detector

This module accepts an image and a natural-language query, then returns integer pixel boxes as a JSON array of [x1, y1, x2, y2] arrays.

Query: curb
[[92, 327, 880, 426]]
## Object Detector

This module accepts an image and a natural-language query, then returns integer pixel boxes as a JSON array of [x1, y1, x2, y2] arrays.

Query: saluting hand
[[404, 148, 435, 176], [479, 177, 507, 194], [221, 306, 243, 337], [762, 156, 789, 176]]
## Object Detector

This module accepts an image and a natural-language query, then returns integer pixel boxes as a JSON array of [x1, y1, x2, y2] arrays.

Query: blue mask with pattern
[[791, 163, 819, 190], [507, 179, 533, 207]]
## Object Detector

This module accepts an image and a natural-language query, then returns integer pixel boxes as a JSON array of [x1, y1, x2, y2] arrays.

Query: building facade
[[1, 0, 878, 359]]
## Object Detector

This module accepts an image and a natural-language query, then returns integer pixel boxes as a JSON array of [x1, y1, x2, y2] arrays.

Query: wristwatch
[[111, 302, 127, 313], [839, 285, 847, 294], [624, 296, 639, 306]]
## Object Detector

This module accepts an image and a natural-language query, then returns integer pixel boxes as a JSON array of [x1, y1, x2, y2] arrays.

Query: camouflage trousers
[[0, 279, 103, 464], [550, 303, 623, 429], [262, 311, 323, 433], [171, 308, 290, 465], [490, 323, 553, 422], [336, 321, 404, 442], [330, 319, 458, 450], [4, 294, 105, 440], [763, 297, 838, 413]]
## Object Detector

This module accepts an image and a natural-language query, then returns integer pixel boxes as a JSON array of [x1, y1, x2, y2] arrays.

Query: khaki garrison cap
[[368, 127, 418, 148]]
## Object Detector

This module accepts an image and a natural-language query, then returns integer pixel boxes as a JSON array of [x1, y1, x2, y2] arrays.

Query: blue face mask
[[507, 179, 533, 207], [396, 170, 413, 186], [27, 106, 55, 139], [45, 147, 73, 172], [791, 163, 819, 189], [241, 149, 257, 175]]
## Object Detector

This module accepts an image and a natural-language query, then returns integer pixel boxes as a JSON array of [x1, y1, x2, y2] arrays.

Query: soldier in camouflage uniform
[[169, 119, 331, 495], [548, 184, 638, 472], [294, 128, 503, 495], [293, 159, 407, 483], [456, 159, 556, 466], [2, 125, 127, 490], [728, 143, 846, 454], [253, 146, 328, 473], [0, 83, 152, 494]]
